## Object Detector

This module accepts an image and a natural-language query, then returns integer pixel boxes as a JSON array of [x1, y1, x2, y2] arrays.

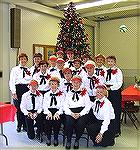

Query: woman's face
[[19, 56, 28, 67], [72, 80, 81, 91], [30, 84, 38, 93], [40, 64, 48, 73], [49, 81, 58, 92], [34, 57, 42, 66], [64, 71, 73, 81], [95, 57, 105, 67], [73, 61, 81, 69], [86, 66, 94, 76], [96, 88, 106, 99], [106, 58, 116, 68]]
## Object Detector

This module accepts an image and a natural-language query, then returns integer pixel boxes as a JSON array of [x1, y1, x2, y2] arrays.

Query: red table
[[122, 85, 140, 103], [121, 85, 140, 129], [0, 102, 17, 145]]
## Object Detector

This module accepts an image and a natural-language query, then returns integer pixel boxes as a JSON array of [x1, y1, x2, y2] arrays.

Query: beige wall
[[95, 16, 140, 87]]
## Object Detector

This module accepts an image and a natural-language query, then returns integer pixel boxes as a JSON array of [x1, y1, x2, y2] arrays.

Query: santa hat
[[56, 50, 64, 55], [62, 67, 72, 74], [71, 75, 82, 82], [56, 58, 65, 63], [29, 80, 38, 86], [49, 55, 57, 61], [84, 60, 95, 68]]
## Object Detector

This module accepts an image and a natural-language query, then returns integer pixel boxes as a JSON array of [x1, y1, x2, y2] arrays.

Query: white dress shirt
[[43, 89, 65, 115], [92, 96, 115, 134], [30, 65, 40, 77], [73, 67, 87, 79], [94, 65, 106, 84], [9, 64, 32, 94], [33, 71, 51, 91], [59, 79, 72, 95], [48, 66, 58, 76], [64, 60, 75, 71], [82, 73, 104, 96], [20, 90, 43, 116], [64, 88, 92, 116], [105, 66, 123, 90]]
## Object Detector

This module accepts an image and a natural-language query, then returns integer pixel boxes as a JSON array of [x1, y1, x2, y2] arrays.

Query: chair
[[121, 101, 140, 129]]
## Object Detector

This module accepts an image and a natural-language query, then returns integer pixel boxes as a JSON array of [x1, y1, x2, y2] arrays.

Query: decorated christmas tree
[[56, 2, 91, 58]]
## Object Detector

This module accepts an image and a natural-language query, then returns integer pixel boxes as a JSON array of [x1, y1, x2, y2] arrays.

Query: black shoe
[[16, 127, 21, 132], [65, 142, 71, 149], [23, 127, 27, 132], [36, 133, 40, 140], [54, 139, 58, 146], [73, 140, 79, 149], [46, 139, 51, 146]]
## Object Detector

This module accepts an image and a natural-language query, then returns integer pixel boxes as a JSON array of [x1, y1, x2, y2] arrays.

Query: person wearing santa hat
[[94, 54, 107, 83], [56, 58, 65, 80], [30, 53, 42, 77], [9, 53, 32, 132], [86, 85, 115, 147], [43, 77, 65, 146], [48, 55, 58, 75], [33, 60, 51, 96], [59, 68, 73, 94], [56, 50, 64, 59], [82, 60, 104, 102], [20, 80, 43, 140], [64, 49, 75, 71], [64, 76, 91, 149]]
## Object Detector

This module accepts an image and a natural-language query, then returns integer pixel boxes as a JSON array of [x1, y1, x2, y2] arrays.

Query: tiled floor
[[0, 112, 140, 150]]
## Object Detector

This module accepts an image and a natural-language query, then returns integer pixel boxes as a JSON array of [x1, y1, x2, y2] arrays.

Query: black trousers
[[13, 84, 29, 129], [65, 114, 89, 142], [25, 113, 43, 139], [44, 108, 62, 140], [87, 115, 115, 147], [107, 89, 122, 134]]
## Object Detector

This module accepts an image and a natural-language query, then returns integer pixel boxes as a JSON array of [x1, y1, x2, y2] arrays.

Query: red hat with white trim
[[56, 58, 65, 63], [29, 80, 38, 86], [84, 60, 95, 68], [56, 50, 64, 55], [71, 75, 82, 82], [49, 55, 57, 61]]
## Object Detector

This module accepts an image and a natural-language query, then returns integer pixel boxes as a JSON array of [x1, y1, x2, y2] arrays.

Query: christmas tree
[[56, 2, 91, 58]]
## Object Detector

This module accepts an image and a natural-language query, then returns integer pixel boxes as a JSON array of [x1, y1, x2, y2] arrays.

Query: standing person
[[48, 55, 58, 75], [87, 85, 115, 147], [64, 49, 75, 70], [9, 53, 32, 132], [56, 50, 64, 59], [20, 80, 43, 140], [43, 77, 65, 146], [94, 54, 106, 82], [33, 60, 51, 96], [105, 56, 123, 137], [64, 76, 91, 149], [82, 60, 104, 102], [56, 58, 65, 80], [59, 68, 73, 94], [30, 53, 42, 77]]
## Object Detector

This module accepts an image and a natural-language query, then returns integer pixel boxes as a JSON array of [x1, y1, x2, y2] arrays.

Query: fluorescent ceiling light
[[75, 0, 127, 10]]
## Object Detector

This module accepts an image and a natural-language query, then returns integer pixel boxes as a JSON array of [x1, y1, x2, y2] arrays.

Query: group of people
[[9, 49, 123, 149]]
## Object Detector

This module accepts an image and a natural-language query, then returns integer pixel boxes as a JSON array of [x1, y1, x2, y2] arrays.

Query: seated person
[[64, 76, 91, 149], [43, 77, 65, 146], [20, 80, 43, 140], [86, 85, 115, 147]]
